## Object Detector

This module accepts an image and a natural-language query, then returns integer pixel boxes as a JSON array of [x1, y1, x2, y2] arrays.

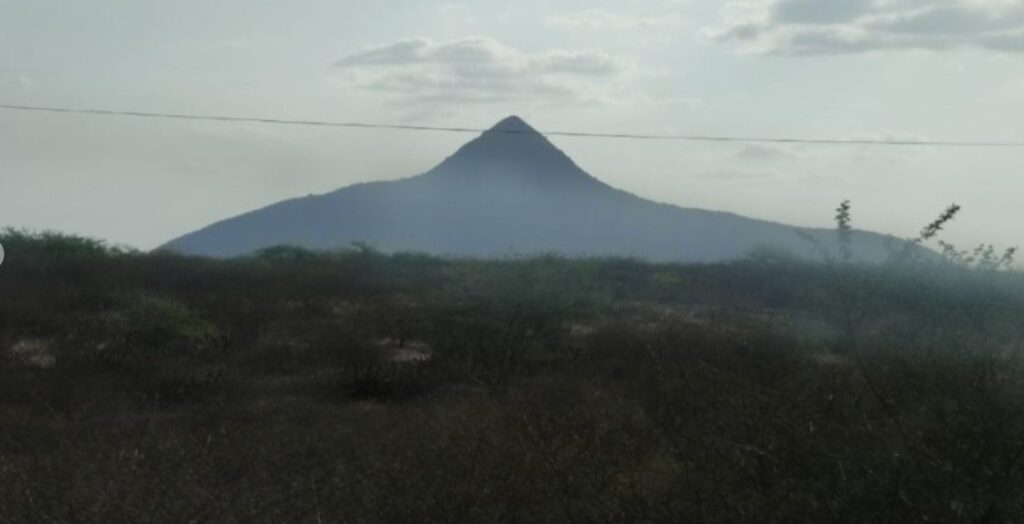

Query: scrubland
[[2, 231, 1024, 523]]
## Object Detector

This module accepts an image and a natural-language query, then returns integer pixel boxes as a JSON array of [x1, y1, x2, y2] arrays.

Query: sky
[[1, 0, 1023, 252]]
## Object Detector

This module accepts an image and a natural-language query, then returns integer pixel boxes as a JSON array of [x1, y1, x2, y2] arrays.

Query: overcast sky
[[2, 0, 1023, 252]]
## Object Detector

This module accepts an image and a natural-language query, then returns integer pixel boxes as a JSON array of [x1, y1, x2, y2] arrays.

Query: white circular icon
[[0, 242, 4, 266]]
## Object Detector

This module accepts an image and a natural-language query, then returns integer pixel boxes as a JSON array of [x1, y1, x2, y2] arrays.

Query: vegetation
[[2, 228, 1024, 522]]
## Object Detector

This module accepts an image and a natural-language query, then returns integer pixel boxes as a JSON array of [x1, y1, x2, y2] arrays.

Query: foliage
[[1, 231, 1024, 522]]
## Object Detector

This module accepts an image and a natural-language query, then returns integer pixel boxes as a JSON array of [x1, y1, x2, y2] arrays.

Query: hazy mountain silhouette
[[162, 116, 899, 262]]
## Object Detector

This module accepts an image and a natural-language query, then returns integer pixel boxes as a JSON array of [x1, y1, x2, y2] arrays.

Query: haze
[[2, 0, 1023, 252]]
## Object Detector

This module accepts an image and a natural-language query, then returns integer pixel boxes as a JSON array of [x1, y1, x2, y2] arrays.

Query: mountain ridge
[[162, 116, 900, 262]]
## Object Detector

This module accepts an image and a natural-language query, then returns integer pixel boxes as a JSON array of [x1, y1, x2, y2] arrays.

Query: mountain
[[162, 116, 898, 262]]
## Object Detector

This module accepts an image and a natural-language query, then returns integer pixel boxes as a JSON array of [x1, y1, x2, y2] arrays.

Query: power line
[[2, 102, 1023, 148]]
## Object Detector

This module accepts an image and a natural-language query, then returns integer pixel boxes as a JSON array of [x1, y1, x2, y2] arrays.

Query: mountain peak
[[425, 114, 596, 188], [488, 115, 539, 135]]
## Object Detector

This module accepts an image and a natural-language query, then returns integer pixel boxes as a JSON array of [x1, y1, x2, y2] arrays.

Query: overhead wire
[[3, 102, 1024, 148]]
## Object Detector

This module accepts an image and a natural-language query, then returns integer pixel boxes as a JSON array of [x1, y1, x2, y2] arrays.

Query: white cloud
[[696, 169, 778, 181], [708, 0, 1024, 54], [736, 144, 794, 161], [0, 69, 38, 93], [333, 37, 626, 105], [544, 8, 685, 30]]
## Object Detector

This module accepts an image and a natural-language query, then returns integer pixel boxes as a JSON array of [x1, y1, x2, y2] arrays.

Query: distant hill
[[162, 116, 901, 262]]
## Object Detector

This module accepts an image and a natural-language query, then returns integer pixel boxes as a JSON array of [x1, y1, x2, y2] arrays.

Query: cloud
[[736, 144, 794, 161], [698, 169, 777, 181], [334, 37, 626, 105], [772, 0, 875, 24], [707, 0, 1024, 54], [0, 69, 38, 93], [544, 8, 685, 30]]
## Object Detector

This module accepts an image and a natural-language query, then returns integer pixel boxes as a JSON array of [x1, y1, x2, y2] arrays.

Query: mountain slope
[[162, 116, 898, 262]]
